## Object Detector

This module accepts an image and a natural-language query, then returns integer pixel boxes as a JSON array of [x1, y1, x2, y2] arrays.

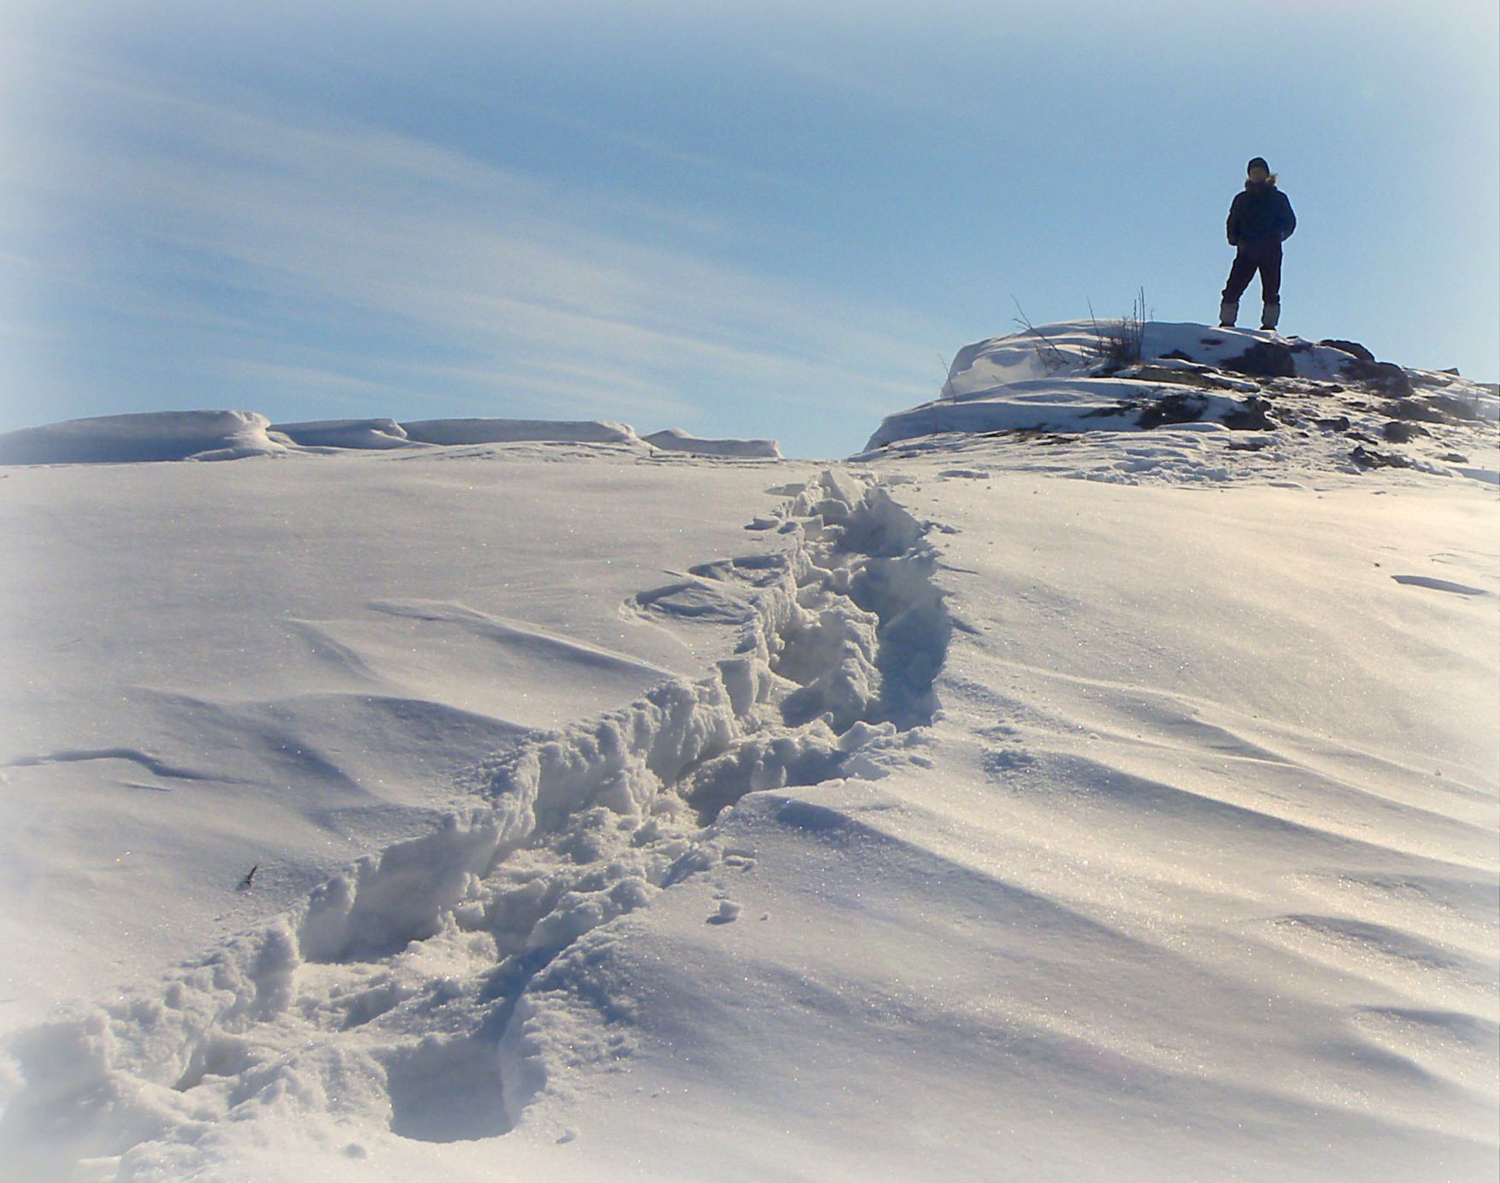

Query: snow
[[0, 411, 288, 465], [398, 419, 637, 447], [864, 320, 1498, 489], [0, 322, 1495, 1182], [270, 419, 414, 450], [0, 414, 784, 464], [643, 428, 781, 459]]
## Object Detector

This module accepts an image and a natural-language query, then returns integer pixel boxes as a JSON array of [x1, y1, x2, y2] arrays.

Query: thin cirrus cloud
[[2, 41, 940, 452]]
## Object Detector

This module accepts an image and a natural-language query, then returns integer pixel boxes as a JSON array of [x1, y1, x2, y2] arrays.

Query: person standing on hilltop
[[1219, 157, 1296, 332]]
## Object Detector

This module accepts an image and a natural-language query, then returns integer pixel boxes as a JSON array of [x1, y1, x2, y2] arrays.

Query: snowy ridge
[[0, 470, 950, 1177], [0, 413, 782, 464], [0, 411, 286, 465], [862, 321, 1498, 487], [397, 419, 637, 447], [270, 419, 415, 450], [641, 428, 780, 459]]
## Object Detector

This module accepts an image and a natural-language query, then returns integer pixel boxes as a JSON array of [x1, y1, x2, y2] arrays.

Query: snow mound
[[398, 419, 637, 446], [1, 415, 786, 465], [643, 428, 780, 459], [0, 411, 286, 465], [943, 321, 1367, 395], [861, 320, 1498, 485], [270, 418, 414, 450], [866, 376, 1262, 445]]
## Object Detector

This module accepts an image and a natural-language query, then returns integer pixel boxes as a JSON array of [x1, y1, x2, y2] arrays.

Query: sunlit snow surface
[[1, 326, 1496, 1182]]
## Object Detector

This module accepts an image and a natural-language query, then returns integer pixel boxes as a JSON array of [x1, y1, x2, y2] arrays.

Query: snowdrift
[[0, 410, 286, 464], [0, 414, 782, 464], [642, 427, 780, 458], [397, 418, 636, 447], [270, 418, 413, 450], [0, 470, 952, 1179]]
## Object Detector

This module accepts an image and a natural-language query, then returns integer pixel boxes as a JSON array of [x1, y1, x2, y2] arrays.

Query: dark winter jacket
[[1226, 181, 1296, 249]]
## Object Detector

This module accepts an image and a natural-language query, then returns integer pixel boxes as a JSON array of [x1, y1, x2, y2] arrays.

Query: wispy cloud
[[511, 99, 794, 195], [1, 38, 942, 452]]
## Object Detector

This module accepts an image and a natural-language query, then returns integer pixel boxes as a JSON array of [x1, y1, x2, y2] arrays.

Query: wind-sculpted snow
[[0, 413, 783, 464], [641, 427, 781, 458], [270, 418, 414, 449], [0, 470, 950, 1178], [397, 418, 637, 447], [0, 411, 287, 465]]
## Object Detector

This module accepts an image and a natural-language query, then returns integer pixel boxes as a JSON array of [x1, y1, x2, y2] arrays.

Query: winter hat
[[1247, 157, 1270, 174]]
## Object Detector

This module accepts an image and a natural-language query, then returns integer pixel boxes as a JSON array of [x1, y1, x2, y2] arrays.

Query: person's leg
[[1259, 246, 1283, 329], [1222, 252, 1257, 301], [1220, 251, 1256, 326], [1258, 247, 1282, 302]]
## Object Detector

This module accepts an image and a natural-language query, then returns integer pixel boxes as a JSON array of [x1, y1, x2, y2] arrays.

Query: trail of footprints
[[1, 470, 953, 1165]]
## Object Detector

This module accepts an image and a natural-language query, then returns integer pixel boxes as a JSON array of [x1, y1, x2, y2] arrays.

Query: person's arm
[[1227, 195, 1242, 246], [1280, 194, 1296, 241]]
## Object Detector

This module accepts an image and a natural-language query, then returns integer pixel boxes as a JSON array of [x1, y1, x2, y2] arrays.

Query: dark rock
[[1258, 377, 1303, 394], [1161, 349, 1194, 362], [1340, 357, 1414, 398], [1223, 340, 1296, 378], [1442, 367, 1460, 376], [1427, 394, 1481, 421], [1134, 364, 1241, 391], [1315, 416, 1352, 432], [1351, 445, 1410, 470], [1137, 392, 1208, 429], [1388, 398, 1453, 424], [1221, 397, 1278, 431], [1228, 438, 1270, 451], [1382, 420, 1431, 443], [1318, 338, 1375, 363], [1441, 452, 1470, 463]]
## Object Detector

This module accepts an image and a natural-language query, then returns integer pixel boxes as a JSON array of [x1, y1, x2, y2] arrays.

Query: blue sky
[[3, 0, 1496, 457]]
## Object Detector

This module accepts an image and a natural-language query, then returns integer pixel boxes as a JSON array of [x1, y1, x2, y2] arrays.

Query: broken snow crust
[[0, 453, 791, 1023], [0, 429, 1496, 1181]]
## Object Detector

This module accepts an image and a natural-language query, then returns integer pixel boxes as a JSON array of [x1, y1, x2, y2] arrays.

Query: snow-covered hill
[[862, 321, 1498, 488], [1, 324, 1496, 1182]]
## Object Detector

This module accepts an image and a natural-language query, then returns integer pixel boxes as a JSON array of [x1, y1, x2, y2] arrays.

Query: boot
[[1261, 300, 1281, 331], [1218, 299, 1238, 328]]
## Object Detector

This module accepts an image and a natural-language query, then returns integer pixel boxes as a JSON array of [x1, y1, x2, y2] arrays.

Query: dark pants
[[1223, 241, 1282, 303]]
